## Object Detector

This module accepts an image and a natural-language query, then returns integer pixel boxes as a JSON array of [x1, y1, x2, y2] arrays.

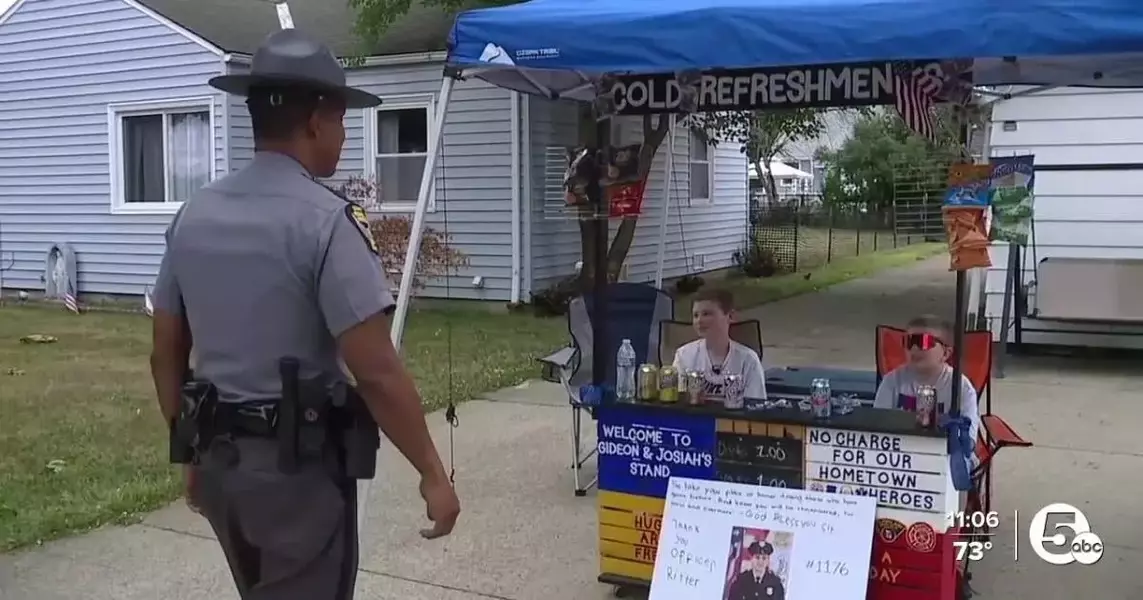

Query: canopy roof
[[447, 0, 1143, 102]]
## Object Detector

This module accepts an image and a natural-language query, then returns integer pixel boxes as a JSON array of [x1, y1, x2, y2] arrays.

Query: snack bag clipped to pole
[[603, 144, 646, 218], [942, 164, 993, 271]]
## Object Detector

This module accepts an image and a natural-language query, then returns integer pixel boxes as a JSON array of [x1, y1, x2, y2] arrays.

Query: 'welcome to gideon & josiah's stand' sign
[[608, 60, 909, 115]]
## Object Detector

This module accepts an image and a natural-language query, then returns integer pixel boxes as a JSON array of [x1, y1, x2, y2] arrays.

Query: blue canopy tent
[[446, 0, 1143, 101], [387, 0, 1143, 347], [373, 0, 1143, 562]]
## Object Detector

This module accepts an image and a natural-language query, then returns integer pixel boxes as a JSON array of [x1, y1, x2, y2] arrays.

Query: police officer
[[148, 28, 460, 600], [727, 542, 786, 600]]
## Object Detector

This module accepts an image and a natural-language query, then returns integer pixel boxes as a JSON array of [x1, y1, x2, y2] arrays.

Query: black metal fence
[[746, 196, 934, 274]]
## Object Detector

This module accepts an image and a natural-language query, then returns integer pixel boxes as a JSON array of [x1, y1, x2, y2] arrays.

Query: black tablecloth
[[765, 365, 878, 401]]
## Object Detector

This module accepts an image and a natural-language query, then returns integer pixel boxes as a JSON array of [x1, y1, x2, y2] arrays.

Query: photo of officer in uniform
[[723, 528, 791, 600]]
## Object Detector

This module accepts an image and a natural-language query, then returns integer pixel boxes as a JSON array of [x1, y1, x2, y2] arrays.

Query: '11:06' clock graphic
[[947, 511, 1001, 562]]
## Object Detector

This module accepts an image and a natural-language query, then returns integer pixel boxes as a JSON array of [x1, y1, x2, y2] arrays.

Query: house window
[[110, 99, 214, 212], [689, 129, 713, 203], [368, 96, 435, 211]]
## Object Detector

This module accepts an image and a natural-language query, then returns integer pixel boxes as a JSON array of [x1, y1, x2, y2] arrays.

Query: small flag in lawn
[[62, 282, 79, 314], [143, 285, 154, 317], [893, 62, 942, 140]]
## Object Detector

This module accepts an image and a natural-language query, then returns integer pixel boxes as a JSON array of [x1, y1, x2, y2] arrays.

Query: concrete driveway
[[3, 257, 1140, 600]]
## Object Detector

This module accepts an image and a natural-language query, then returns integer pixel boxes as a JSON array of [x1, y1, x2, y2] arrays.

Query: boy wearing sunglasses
[[873, 315, 980, 441]]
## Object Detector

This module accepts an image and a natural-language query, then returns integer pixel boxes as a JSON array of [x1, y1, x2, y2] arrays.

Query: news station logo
[[1027, 503, 1104, 565]]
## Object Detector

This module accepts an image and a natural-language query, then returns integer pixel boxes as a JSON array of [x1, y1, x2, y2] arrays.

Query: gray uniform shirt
[[873, 364, 980, 441], [152, 152, 395, 403]]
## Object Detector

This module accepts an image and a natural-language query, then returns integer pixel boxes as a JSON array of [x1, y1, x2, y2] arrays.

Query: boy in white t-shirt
[[873, 315, 980, 441], [672, 288, 767, 402]]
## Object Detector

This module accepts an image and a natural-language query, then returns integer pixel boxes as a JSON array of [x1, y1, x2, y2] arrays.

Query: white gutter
[[520, 94, 533, 298], [275, 1, 294, 28], [223, 51, 447, 67], [509, 91, 522, 303]]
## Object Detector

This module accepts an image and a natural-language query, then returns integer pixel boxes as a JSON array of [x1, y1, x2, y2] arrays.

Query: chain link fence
[[746, 196, 931, 274]]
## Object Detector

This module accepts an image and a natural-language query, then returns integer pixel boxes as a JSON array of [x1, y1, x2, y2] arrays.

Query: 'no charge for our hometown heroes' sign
[[803, 428, 947, 514]]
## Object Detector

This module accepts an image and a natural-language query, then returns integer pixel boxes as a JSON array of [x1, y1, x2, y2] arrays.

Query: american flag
[[62, 280, 79, 314], [893, 62, 944, 141], [143, 285, 154, 317], [726, 528, 744, 587]]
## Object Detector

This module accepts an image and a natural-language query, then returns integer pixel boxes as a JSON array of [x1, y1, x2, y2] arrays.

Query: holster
[[277, 357, 378, 479], [332, 383, 380, 480], [169, 372, 218, 464], [277, 357, 335, 474]]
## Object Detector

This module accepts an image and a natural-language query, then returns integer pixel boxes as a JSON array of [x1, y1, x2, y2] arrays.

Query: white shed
[[976, 87, 1143, 349]]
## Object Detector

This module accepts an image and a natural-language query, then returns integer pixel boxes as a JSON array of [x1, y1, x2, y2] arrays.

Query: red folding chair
[[875, 326, 1031, 537]]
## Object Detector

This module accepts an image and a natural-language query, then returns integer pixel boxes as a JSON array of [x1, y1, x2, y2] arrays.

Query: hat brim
[[208, 74, 382, 109]]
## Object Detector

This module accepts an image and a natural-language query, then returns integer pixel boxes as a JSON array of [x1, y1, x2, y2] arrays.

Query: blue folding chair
[[538, 283, 674, 496]]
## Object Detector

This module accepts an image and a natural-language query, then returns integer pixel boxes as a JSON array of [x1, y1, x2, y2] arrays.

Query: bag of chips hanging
[[942, 206, 991, 271]]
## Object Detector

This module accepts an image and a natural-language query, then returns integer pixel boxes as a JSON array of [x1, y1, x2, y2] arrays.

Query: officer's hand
[[418, 472, 460, 539]]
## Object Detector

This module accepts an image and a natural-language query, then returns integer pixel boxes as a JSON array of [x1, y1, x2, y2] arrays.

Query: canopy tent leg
[[358, 75, 456, 538], [950, 270, 967, 414], [653, 116, 676, 288], [589, 120, 610, 387], [995, 245, 1019, 379]]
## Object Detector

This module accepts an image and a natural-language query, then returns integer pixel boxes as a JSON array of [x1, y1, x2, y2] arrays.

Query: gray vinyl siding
[[0, 0, 225, 296], [526, 97, 582, 295], [527, 98, 748, 295], [225, 69, 255, 170], [225, 61, 517, 301]]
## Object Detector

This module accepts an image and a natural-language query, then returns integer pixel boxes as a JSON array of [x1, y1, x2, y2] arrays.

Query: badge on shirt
[[345, 203, 379, 256], [766, 587, 774, 596]]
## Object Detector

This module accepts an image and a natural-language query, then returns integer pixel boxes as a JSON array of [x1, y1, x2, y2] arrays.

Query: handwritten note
[[649, 477, 876, 600]]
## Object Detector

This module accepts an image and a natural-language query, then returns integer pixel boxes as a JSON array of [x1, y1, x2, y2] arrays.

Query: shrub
[[336, 175, 468, 291], [733, 244, 778, 278], [530, 276, 580, 317], [674, 274, 705, 295]]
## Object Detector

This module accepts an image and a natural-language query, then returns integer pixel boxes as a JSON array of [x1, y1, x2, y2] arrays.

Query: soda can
[[686, 370, 704, 405], [916, 385, 937, 428], [810, 378, 832, 419], [675, 370, 690, 404], [637, 364, 659, 402], [724, 374, 745, 409], [658, 365, 679, 403]]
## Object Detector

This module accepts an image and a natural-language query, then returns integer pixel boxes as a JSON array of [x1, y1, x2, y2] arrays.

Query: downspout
[[218, 54, 231, 174], [520, 94, 533, 298], [509, 91, 522, 303], [653, 116, 676, 287]]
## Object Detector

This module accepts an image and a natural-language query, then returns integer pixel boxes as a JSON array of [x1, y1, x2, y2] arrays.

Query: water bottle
[[616, 339, 637, 402]]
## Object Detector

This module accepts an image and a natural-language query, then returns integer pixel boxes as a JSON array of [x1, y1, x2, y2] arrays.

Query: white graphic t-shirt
[[672, 340, 767, 401], [873, 364, 980, 441]]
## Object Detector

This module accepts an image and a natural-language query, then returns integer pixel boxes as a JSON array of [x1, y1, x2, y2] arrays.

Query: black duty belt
[[214, 402, 278, 438]]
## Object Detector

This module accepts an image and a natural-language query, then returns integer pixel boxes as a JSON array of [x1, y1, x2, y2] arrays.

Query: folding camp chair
[[538, 283, 674, 496], [874, 326, 1032, 536], [657, 320, 764, 366]]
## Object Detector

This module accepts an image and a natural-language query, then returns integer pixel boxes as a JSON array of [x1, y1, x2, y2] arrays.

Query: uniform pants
[[191, 437, 358, 600]]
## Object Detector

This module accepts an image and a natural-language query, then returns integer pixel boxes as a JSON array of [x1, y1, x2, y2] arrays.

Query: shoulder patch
[[345, 203, 379, 256]]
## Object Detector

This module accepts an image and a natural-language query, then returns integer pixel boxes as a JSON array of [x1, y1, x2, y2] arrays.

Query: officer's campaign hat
[[208, 29, 381, 109], [747, 541, 774, 556]]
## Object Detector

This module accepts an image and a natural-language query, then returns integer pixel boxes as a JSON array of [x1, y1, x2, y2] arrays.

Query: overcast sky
[[0, 0, 17, 19]]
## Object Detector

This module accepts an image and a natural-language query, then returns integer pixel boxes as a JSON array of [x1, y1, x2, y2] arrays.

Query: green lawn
[[0, 305, 565, 551], [0, 242, 944, 552]]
